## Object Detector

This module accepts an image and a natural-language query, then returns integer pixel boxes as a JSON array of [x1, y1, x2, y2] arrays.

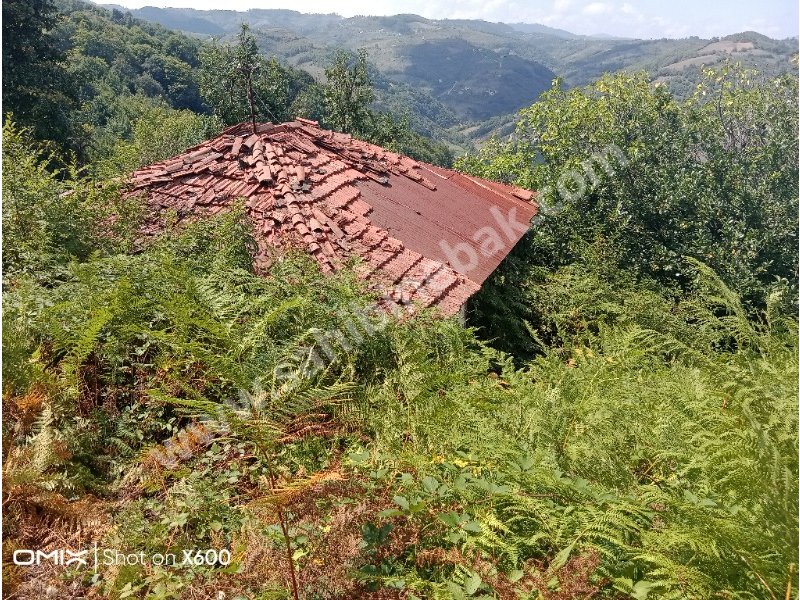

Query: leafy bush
[[459, 66, 799, 307], [351, 264, 798, 598], [1, 119, 140, 283], [93, 98, 221, 175]]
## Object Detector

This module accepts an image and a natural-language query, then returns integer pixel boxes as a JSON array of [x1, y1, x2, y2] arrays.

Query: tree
[[457, 67, 798, 357], [2, 0, 75, 144], [199, 24, 292, 127], [96, 99, 221, 176], [367, 111, 453, 166], [319, 49, 452, 165], [323, 49, 374, 135], [459, 67, 798, 308], [290, 83, 327, 123]]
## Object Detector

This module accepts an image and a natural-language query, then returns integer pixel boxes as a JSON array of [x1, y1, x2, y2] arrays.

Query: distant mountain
[[106, 7, 796, 87], [127, 6, 225, 34], [508, 22, 580, 39], [98, 4, 798, 144], [105, 7, 559, 123], [586, 33, 630, 40]]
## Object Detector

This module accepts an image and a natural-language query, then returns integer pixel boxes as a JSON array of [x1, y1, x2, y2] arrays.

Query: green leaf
[[462, 520, 482, 533], [291, 548, 307, 561], [347, 450, 370, 465], [386, 578, 406, 590], [422, 475, 440, 493], [446, 581, 467, 600], [632, 580, 657, 600], [550, 540, 577, 572], [392, 495, 409, 510], [447, 531, 465, 544], [508, 569, 524, 583], [464, 572, 482, 595], [437, 511, 462, 527], [516, 455, 535, 471]]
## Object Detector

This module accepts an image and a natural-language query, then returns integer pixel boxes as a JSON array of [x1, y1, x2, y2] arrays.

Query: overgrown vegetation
[[2, 0, 453, 168], [3, 203, 797, 598], [460, 66, 798, 357], [2, 5, 798, 600]]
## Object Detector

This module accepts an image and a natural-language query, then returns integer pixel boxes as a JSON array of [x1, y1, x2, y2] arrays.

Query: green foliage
[[288, 82, 327, 124], [352, 264, 797, 598], [93, 99, 221, 176], [323, 48, 375, 136], [3, 208, 365, 471], [57, 0, 205, 113], [43, 0, 209, 160], [367, 111, 455, 167], [1, 119, 141, 283], [199, 24, 306, 126], [321, 49, 455, 166], [74, 93, 220, 171], [3, 201, 797, 598], [460, 66, 798, 355], [2, 0, 76, 145], [121, 104, 219, 168], [2, 9, 798, 599]]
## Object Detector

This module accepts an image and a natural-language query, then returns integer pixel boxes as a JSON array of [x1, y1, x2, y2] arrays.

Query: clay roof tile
[[124, 120, 537, 316]]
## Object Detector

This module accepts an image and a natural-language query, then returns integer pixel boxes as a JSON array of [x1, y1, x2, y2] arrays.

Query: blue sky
[[107, 0, 799, 39]]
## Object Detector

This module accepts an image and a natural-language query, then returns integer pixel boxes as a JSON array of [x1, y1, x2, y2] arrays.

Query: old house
[[127, 119, 537, 317]]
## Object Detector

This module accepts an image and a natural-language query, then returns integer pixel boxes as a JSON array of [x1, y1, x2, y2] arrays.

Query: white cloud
[[582, 2, 612, 15], [553, 0, 574, 13]]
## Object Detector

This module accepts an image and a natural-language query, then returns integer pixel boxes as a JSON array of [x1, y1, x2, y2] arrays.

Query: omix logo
[[12, 549, 89, 567]]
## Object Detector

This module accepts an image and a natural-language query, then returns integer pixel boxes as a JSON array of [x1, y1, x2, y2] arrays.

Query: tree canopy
[[199, 25, 294, 126], [2, 0, 75, 144], [323, 48, 375, 136], [459, 66, 798, 356]]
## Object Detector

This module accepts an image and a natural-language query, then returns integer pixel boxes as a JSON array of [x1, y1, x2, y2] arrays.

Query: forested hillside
[[2, 1, 799, 599], [109, 5, 798, 140], [2, 0, 454, 167]]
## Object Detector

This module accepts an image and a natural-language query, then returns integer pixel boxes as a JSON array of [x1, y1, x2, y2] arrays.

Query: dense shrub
[[460, 66, 798, 357], [2, 207, 796, 598]]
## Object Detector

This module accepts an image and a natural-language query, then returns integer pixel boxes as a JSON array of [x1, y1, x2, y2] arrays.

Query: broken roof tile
[[124, 120, 538, 316]]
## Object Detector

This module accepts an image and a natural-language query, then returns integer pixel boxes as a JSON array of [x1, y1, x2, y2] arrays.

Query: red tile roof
[[127, 120, 538, 316]]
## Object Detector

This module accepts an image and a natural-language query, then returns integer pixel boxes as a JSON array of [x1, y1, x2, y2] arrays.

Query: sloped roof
[[127, 119, 537, 316]]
